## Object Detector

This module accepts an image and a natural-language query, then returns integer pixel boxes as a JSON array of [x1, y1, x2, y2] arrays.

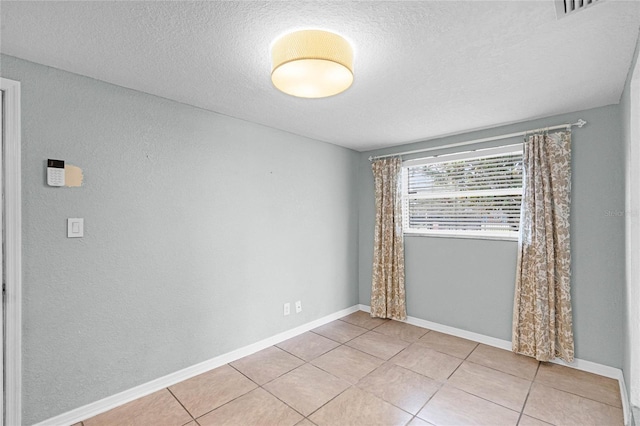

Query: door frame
[[628, 54, 640, 422], [1, 77, 22, 426]]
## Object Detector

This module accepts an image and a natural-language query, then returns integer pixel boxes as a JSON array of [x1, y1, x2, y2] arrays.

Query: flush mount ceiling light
[[271, 30, 354, 98]]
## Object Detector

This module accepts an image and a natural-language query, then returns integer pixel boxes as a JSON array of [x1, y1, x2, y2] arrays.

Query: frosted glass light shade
[[271, 30, 354, 98]]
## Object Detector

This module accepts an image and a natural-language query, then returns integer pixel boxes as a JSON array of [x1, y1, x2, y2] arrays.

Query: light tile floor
[[77, 310, 624, 426]]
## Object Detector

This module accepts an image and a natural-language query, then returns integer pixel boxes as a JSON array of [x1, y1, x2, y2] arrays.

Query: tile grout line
[[533, 362, 624, 411], [463, 358, 539, 381], [411, 377, 446, 422], [295, 382, 353, 420], [441, 342, 478, 380], [516, 361, 541, 425], [532, 378, 625, 410], [258, 379, 309, 419], [351, 377, 426, 421], [437, 340, 533, 420], [444, 384, 524, 417], [404, 415, 417, 426], [165, 387, 195, 421], [273, 334, 340, 363], [229, 347, 306, 385], [187, 386, 256, 422], [186, 364, 263, 421], [305, 338, 381, 385], [271, 346, 316, 365]]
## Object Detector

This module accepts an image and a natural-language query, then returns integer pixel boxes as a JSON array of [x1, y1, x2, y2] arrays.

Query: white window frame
[[401, 144, 523, 241]]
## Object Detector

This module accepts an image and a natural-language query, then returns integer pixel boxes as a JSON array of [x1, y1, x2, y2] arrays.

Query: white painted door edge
[[626, 46, 640, 426], [33, 305, 360, 426], [0, 78, 22, 426], [358, 304, 632, 426]]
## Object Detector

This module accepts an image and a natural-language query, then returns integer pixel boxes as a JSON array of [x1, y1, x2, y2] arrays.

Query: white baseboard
[[359, 304, 632, 426], [34, 305, 360, 426]]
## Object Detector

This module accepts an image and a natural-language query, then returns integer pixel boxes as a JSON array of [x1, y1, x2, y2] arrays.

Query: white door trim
[[627, 54, 640, 422], [1, 78, 22, 426]]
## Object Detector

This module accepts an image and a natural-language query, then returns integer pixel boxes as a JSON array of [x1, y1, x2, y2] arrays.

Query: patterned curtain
[[512, 132, 574, 362], [371, 158, 407, 321]]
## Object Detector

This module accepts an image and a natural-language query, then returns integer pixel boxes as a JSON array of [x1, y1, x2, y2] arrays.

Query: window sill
[[403, 232, 518, 242]]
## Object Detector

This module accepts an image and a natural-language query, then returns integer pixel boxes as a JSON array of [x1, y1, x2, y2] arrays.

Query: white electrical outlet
[[283, 303, 290, 316], [295, 300, 302, 313]]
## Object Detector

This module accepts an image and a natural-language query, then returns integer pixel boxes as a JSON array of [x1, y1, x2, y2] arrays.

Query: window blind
[[402, 145, 523, 239]]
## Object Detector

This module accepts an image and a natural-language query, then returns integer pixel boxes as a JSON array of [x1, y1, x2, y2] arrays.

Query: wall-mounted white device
[[47, 159, 65, 186], [67, 218, 84, 238]]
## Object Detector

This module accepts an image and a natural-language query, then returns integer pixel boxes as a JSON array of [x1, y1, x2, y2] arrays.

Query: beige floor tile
[[390, 343, 462, 381], [345, 331, 410, 360], [535, 362, 622, 408], [311, 345, 383, 384], [168, 364, 257, 418], [523, 382, 624, 426], [417, 384, 520, 426], [229, 346, 304, 385], [372, 320, 429, 342], [357, 363, 441, 414], [264, 363, 350, 416], [518, 415, 553, 426], [340, 310, 388, 330], [447, 361, 531, 411], [83, 389, 192, 426], [309, 386, 412, 426], [277, 332, 340, 362], [296, 419, 316, 426], [407, 417, 433, 426], [312, 320, 368, 344], [197, 388, 303, 426], [415, 331, 478, 359], [467, 344, 539, 380]]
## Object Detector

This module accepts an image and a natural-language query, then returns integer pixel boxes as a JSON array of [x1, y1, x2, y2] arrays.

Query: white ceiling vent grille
[[555, 0, 604, 19]]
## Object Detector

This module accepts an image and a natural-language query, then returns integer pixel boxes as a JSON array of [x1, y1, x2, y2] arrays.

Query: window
[[401, 144, 523, 240]]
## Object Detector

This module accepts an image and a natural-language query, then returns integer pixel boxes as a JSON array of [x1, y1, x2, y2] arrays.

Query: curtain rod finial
[[576, 119, 587, 128]]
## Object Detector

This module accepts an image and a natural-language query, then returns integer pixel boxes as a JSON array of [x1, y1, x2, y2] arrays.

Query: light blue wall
[[359, 105, 626, 368], [1, 55, 360, 425]]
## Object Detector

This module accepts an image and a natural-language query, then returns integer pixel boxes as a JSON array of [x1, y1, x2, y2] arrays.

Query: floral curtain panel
[[371, 157, 407, 321], [512, 132, 574, 363]]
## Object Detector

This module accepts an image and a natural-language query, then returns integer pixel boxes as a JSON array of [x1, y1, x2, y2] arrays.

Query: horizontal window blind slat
[[407, 155, 522, 167], [408, 162, 522, 173], [408, 180, 522, 189], [407, 154, 522, 167], [409, 166, 522, 175], [407, 189, 522, 199], [402, 147, 523, 239]]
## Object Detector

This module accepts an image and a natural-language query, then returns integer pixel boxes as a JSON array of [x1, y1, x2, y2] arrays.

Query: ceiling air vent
[[555, 0, 604, 19]]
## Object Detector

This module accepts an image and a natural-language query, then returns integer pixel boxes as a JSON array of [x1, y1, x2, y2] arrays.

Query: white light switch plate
[[67, 218, 84, 238]]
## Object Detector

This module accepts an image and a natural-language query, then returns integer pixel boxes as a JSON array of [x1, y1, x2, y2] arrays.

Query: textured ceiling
[[1, 1, 639, 151]]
